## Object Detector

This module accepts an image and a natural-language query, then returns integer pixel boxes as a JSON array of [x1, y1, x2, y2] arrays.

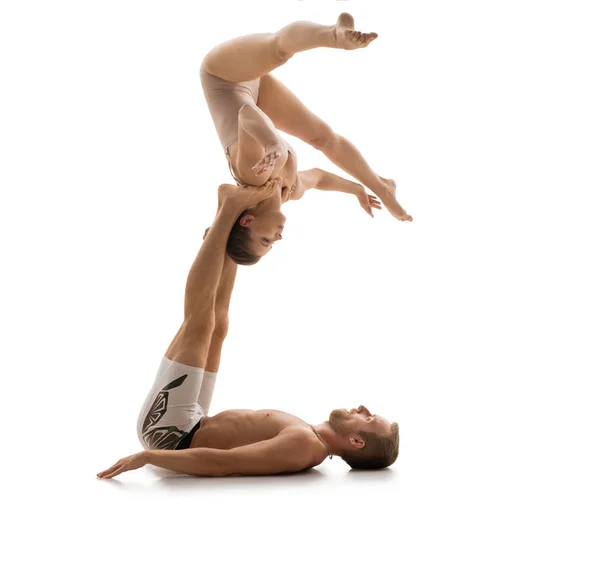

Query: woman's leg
[[202, 13, 377, 84], [258, 75, 412, 221]]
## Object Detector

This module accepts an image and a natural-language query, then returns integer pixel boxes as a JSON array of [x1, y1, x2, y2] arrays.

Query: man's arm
[[146, 429, 316, 477], [292, 168, 382, 217], [98, 423, 315, 480]]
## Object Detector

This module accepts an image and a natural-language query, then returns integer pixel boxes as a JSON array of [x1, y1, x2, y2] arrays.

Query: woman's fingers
[[369, 196, 382, 209], [252, 150, 281, 175], [263, 177, 283, 196]]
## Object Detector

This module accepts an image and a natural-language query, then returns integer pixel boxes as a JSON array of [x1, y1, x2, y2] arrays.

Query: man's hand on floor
[[97, 451, 148, 479]]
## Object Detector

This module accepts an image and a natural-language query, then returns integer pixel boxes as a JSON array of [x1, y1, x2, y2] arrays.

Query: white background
[[1, 0, 599, 560]]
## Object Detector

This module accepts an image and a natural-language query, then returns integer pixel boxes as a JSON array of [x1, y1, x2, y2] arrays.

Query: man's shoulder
[[278, 426, 327, 464], [279, 425, 317, 442]]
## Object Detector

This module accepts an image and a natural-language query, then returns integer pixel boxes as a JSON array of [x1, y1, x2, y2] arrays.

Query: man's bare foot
[[331, 13, 378, 50], [218, 178, 283, 210], [378, 178, 413, 222], [217, 182, 239, 208]]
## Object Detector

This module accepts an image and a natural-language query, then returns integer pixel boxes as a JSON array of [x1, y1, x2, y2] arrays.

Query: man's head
[[226, 205, 286, 265], [329, 405, 399, 470]]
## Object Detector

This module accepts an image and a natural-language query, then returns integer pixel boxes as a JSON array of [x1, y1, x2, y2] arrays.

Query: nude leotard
[[200, 65, 297, 191]]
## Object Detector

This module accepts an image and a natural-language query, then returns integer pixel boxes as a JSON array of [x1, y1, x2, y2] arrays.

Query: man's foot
[[217, 182, 239, 208], [331, 13, 378, 50], [378, 178, 413, 222], [218, 178, 283, 211]]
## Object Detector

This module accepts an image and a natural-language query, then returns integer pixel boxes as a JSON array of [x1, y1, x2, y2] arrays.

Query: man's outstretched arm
[[97, 428, 316, 479]]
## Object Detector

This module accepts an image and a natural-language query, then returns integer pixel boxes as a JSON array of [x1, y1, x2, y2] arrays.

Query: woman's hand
[[252, 142, 286, 176], [97, 451, 148, 479], [356, 187, 382, 217], [218, 177, 283, 210]]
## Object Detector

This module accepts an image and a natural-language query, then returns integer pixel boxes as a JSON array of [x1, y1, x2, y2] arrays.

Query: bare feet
[[378, 178, 413, 222], [331, 13, 378, 50], [218, 177, 283, 210]]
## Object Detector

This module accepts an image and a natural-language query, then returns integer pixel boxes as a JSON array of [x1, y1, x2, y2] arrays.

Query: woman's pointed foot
[[331, 13, 378, 50], [379, 178, 413, 222]]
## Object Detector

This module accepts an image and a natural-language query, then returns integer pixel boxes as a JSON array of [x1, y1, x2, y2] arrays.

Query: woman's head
[[226, 204, 286, 265]]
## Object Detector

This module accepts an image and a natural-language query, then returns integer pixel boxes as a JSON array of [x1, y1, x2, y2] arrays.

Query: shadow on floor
[[149, 466, 328, 491]]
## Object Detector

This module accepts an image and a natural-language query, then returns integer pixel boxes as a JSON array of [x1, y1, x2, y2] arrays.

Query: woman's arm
[[238, 105, 289, 176], [292, 168, 382, 217], [238, 104, 281, 150]]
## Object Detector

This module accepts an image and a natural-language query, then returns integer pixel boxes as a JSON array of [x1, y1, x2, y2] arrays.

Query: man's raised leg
[[164, 179, 282, 368], [164, 200, 242, 369], [197, 256, 238, 414]]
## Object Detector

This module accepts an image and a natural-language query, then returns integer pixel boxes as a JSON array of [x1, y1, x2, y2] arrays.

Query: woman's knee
[[307, 123, 337, 151], [272, 32, 295, 64]]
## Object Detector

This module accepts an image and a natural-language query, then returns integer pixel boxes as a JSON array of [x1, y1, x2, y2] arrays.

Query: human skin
[[202, 13, 413, 223], [97, 181, 394, 479]]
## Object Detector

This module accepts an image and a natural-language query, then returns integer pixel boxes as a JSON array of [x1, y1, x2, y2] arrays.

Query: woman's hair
[[204, 209, 261, 266], [341, 422, 400, 470]]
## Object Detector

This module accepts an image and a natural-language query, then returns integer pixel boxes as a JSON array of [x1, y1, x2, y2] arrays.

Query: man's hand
[[97, 451, 148, 479], [356, 187, 382, 218]]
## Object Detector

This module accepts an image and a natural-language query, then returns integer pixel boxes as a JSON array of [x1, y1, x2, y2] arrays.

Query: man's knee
[[183, 314, 216, 340], [307, 124, 337, 151], [212, 316, 229, 342]]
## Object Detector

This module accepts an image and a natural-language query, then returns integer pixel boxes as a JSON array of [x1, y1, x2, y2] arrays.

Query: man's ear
[[349, 436, 366, 450], [239, 215, 254, 227]]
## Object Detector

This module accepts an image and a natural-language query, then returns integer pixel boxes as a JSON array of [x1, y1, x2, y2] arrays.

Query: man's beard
[[329, 408, 349, 436]]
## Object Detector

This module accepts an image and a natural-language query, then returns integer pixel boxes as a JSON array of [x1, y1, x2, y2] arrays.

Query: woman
[[201, 13, 413, 265]]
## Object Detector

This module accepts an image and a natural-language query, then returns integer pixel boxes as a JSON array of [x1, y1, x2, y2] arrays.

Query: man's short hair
[[341, 422, 400, 470]]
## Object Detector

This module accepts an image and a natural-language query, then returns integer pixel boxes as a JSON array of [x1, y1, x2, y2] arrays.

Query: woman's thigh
[[257, 74, 335, 148], [202, 33, 289, 84]]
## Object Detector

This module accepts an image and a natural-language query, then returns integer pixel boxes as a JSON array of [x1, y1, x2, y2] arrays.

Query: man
[[97, 179, 399, 479]]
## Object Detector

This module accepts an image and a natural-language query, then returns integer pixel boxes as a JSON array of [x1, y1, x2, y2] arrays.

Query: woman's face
[[240, 210, 286, 257]]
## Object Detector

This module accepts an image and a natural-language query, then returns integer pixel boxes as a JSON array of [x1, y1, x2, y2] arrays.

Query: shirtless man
[[97, 180, 399, 479]]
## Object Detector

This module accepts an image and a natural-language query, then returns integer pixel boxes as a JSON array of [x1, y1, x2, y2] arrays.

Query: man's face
[[329, 405, 392, 437]]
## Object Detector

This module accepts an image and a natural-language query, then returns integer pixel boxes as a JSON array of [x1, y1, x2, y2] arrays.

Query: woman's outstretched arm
[[292, 168, 382, 217]]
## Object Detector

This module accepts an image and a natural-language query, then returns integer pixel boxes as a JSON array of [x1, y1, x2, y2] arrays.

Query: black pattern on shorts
[[141, 374, 189, 449], [143, 426, 186, 450]]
